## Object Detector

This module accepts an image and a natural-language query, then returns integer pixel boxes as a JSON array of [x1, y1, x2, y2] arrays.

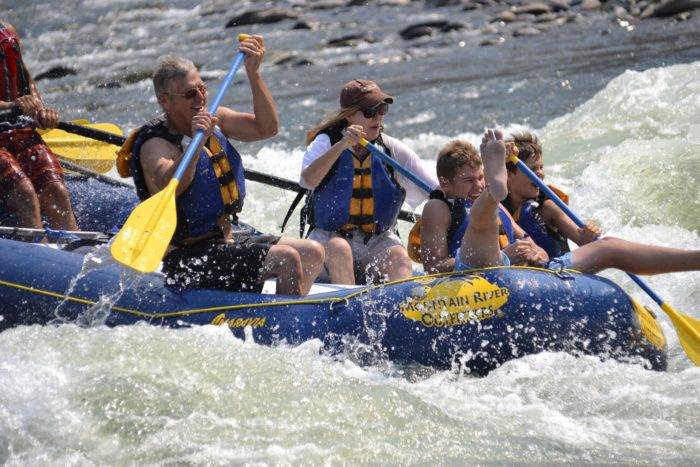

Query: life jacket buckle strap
[[351, 188, 373, 199], [347, 214, 374, 226], [210, 151, 226, 164], [217, 171, 236, 185]]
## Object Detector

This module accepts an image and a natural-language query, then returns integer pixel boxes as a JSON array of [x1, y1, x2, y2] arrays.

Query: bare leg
[[262, 244, 303, 295], [277, 237, 325, 294], [458, 129, 508, 269], [325, 236, 355, 285], [38, 181, 78, 230], [5, 178, 42, 229], [373, 245, 412, 281], [571, 236, 700, 275]]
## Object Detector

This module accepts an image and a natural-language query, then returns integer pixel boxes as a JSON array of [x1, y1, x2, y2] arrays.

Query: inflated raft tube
[[0, 237, 666, 374], [0, 174, 138, 233]]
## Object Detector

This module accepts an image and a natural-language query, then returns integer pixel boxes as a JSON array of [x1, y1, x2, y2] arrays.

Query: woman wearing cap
[[300, 79, 438, 284]]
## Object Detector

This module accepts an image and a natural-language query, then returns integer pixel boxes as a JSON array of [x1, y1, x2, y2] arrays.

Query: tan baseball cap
[[340, 79, 394, 109]]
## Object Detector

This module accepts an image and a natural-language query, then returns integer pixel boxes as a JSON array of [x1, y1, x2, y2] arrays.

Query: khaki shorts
[[309, 228, 404, 282]]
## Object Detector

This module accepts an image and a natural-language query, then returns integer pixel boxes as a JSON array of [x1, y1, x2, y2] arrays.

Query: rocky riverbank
[[5, 0, 699, 136], [28, 0, 699, 81], [218, 0, 698, 47]]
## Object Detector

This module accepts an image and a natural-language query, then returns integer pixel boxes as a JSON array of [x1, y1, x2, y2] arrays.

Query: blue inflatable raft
[[0, 236, 666, 374], [0, 175, 668, 374]]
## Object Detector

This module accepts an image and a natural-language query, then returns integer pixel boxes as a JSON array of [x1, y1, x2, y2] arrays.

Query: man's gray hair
[[152, 55, 197, 96]]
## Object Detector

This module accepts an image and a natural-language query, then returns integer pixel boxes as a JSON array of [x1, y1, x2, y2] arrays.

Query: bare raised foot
[[479, 128, 508, 202]]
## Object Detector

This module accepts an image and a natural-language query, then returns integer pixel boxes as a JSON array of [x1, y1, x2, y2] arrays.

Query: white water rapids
[[1, 3, 699, 461]]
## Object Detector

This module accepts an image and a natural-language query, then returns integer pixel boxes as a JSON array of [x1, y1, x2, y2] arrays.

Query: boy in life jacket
[[0, 20, 78, 231], [419, 131, 547, 274], [300, 79, 438, 284], [117, 39, 323, 296], [504, 131, 700, 275]]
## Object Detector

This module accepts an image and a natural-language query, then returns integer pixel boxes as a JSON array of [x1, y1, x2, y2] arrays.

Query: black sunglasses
[[361, 102, 389, 119]]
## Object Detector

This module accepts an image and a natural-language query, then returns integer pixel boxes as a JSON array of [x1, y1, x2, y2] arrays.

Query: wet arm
[[301, 139, 350, 188], [139, 138, 199, 196], [540, 199, 597, 246], [216, 71, 278, 142], [301, 126, 363, 188], [420, 200, 454, 273]]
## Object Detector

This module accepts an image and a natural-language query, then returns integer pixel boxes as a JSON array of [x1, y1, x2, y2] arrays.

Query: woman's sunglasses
[[361, 102, 389, 119], [170, 83, 207, 100]]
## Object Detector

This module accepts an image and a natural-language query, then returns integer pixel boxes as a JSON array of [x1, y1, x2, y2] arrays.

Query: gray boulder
[[514, 2, 552, 14], [225, 9, 299, 28], [653, 0, 700, 16], [34, 66, 77, 81], [399, 20, 465, 40]]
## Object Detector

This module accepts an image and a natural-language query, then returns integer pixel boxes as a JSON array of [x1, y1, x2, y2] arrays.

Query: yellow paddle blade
[[39, 122, 122, 173], [110, 179, 179, 273], [663, 303, 700, 365]]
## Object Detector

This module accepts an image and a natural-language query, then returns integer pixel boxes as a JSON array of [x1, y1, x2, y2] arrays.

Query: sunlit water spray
[[51, 243, 147, 327], [1, 24, 699, 462]]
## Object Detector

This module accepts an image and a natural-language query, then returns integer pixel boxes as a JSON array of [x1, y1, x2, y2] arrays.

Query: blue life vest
[[311, 126, 406, 234], [130, 118, 246, 242], [515, 199, 570, 259], [430, 190, 515, 258]]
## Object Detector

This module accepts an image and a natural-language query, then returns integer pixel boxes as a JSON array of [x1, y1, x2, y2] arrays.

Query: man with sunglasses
[[300, 79, 438, 284], [118, 35, 324, 295]]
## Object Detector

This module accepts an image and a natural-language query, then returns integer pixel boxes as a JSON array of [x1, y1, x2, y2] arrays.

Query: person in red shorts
[[0, 20, 78, 231]]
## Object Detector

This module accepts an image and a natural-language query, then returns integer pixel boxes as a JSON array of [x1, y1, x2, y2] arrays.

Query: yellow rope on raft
[[0, 266, 579, 319]]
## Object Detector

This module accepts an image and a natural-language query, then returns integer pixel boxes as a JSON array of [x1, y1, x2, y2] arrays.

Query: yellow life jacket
[[407, 219, 422, 262], [341, 154, 376, 234], [206, 135, 240, 211]]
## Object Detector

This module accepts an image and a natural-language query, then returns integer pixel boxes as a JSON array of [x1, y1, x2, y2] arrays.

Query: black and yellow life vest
[[309, 124, 406, 234], [115, 118, 246, 241]]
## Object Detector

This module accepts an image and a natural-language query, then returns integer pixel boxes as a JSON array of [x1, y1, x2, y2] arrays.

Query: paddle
[[508, 152, 700, 365], [38, 120, 124, 173], [2, 99, 419, 224], [32, 118, 421, 224], [110, 35, 249, 273], [59, 157, 132, 189], [360, 137, 434, 194], [0, 107, 121, 173]]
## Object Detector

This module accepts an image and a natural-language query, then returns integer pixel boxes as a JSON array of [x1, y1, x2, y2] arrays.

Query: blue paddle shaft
[[173, 51, 246, 181], [363, 140, 433, 194], [512, 156, 665, 306]]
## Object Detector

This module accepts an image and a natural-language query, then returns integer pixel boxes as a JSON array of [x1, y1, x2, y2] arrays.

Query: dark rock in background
[[225, 9, 299, 28], [400, 20, 465, 40], [34, 66, 77, 81], [325, 33, 376, 47], [653, 0, 700, 16]]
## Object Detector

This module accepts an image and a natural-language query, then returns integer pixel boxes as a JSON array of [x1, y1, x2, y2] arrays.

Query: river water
[[1, 0, 699, 464]]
